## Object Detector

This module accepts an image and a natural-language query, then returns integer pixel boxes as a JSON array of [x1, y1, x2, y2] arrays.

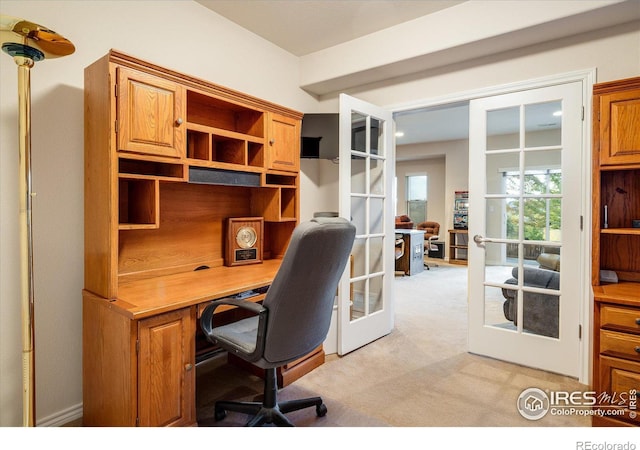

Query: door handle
[[473, 234, 495, 244]]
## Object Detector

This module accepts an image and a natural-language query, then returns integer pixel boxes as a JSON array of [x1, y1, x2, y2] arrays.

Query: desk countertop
[[110, 259, 281, 319]]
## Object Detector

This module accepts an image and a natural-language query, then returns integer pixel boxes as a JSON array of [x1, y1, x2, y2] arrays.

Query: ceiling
[[196, 0, 465, 57]]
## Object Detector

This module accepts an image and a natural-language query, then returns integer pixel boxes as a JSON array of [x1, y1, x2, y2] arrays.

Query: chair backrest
[[395, 235, 405, 260], [261, 217, 356, 365], [417, 221, 440, 237]]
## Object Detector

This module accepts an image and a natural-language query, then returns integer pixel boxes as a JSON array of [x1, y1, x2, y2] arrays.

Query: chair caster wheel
[[316, 403, 327, 417], [214, 408, 227, 421]]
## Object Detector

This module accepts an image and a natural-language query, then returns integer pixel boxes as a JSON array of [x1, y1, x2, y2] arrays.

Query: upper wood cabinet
[[267, 112, 301, 172], [117, 67, 186, 158], [597, 79, 640, 165]]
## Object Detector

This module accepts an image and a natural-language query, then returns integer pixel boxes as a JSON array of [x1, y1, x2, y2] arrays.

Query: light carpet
[[196, 262, 590, 427]]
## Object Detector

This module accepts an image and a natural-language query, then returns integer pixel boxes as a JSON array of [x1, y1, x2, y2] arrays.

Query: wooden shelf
[[186, 123, 265, 169], [593, 282, 640, 307], [118, 176, 159, 229], [601, 228, 640, 235], [448, 229, 468, 265], [186, 89, 264, 138]]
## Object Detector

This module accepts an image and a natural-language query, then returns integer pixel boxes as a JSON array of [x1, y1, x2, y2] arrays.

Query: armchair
[[200, 217, 356, 426], [395, 215, 414, 229], [416, 221, 440, 269], [501, 266, 559, 338]]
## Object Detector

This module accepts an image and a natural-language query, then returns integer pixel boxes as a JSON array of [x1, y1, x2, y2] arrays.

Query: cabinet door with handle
[[598, 86, 640, 165], [138, 307, 195, 427], [267, 113, 300, 172], [117, 67, 185, 158]]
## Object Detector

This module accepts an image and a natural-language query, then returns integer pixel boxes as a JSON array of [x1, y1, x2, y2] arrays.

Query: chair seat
[[214, 316, 259, 355]]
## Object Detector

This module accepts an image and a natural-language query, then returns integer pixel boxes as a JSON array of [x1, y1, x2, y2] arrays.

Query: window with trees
[[406, 174, 427, 224], [505, 168, 561, 259]]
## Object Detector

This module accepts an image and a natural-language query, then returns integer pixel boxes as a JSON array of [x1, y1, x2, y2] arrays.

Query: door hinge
[[136, 417, 139, 427], [114, 84, 118, 97], [114, 119, 118, 131], [136, 339, 140, 354], [580, 215, 584, 231], [578, 324, 582, 340], [581, 106, 585, 121]]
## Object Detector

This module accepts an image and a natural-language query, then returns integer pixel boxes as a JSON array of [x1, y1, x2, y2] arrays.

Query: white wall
[[300, 159, 339, 221], [0, 0, 316, 427]]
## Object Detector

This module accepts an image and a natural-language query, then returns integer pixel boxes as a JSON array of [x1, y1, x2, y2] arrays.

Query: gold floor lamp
[[0, 14, 74, 427]]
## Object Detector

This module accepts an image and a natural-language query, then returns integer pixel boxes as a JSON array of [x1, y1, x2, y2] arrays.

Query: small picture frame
[[226, 217, 264, 266]]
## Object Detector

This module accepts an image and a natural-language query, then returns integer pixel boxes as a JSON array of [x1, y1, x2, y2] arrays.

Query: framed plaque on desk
[[226, 217, 264, 266]]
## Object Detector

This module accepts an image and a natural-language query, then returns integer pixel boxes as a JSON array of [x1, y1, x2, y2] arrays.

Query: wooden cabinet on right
[[591, 76, 640, 427]]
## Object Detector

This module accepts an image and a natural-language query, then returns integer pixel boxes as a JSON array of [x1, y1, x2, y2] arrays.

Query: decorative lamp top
[[1, 14, 75, 60]]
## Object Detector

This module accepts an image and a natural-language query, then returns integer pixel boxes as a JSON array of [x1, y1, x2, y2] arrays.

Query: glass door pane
[[339, 94, 394, 355]]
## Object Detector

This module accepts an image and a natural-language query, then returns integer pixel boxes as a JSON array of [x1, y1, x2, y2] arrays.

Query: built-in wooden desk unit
[[82, 50, 315, 426], [591, 77, 640, 427]]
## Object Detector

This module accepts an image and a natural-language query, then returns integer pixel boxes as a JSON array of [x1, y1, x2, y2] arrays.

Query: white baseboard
[[37, 403, 83, 427]]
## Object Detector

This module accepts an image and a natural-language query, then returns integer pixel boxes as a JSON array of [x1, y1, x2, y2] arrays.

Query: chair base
[[215, 397, 327, 426], [214, 367, 327, 426]]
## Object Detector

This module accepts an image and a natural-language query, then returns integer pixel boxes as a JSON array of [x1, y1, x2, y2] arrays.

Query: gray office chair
[[200, 217, 356, 426]]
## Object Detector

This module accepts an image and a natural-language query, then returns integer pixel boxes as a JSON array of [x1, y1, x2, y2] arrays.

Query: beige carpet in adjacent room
[[196, 262, 590, 427]]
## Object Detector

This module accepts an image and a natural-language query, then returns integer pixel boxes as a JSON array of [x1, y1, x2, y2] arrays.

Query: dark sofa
[[502, 266, 559, 338]]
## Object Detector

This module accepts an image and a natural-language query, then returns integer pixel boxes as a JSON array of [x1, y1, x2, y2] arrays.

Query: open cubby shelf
[[265, 173, 297, 187], [250, 187, 297, 222], [186, 125, 265, 169], [186, 90, 264, 138], [119, 158, 185, 180], [118, 176, 159, 229]]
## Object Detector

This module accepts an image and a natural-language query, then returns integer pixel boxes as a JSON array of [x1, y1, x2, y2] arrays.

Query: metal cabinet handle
[[184, 363, 193, 371], [635, 346, 640, 354], [175, 117, 183, 126], [635, 318, 640, 326], [269, 139, 275, 145]]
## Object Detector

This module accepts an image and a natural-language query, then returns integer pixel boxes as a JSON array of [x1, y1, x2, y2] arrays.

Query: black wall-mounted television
[[301, 113, 339, 160], [301, 113, 381, 159]]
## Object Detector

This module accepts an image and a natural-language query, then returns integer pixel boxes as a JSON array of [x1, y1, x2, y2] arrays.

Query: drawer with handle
[[600, 329, 640, 360], [601, 305, 640, 334]]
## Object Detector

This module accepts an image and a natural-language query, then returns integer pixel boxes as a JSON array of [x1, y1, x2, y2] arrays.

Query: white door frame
[[388, 69, 595, 384]]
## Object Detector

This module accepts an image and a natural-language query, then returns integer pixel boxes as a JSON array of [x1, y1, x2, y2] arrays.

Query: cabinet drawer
[[600, 329, 640, 360], [601, 305, 640, 333]]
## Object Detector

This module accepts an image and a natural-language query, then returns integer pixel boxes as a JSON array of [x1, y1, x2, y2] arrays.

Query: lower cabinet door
[[138, 307, 195, 426], [598, 355, 640, 426]]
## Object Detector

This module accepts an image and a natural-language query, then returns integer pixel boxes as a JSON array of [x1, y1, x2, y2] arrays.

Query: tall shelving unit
[[590, 76, 640, 427]]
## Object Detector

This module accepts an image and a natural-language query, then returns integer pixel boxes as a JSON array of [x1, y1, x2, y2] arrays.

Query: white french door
[[338, 94, 395, 355], [468, 82, 584, 377]]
